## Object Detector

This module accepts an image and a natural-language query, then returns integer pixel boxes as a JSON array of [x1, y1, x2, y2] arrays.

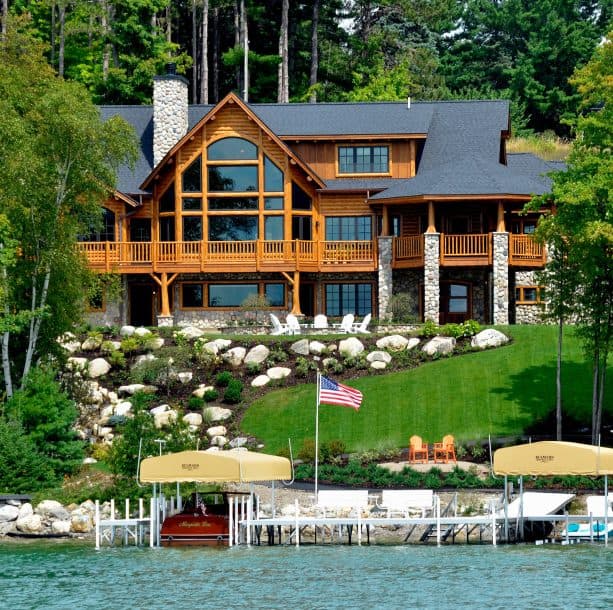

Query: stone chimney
[[153, 63, 189, 166]]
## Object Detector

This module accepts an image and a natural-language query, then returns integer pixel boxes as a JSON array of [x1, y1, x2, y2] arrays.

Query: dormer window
[[338, 145, 389, 175]]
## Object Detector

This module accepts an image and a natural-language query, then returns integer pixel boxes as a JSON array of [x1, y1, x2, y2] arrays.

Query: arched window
[[208, 137, 257, 160]]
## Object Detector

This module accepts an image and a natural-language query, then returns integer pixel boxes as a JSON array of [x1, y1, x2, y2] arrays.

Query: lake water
[[0, 541, 611, 609]]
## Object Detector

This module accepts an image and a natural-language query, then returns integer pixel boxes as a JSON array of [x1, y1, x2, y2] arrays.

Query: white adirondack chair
[[269, 313, 290, 335], [335, 313, 354, 333], [286, 314, 301, 335], [313, 314, 328, 330], [351, 313, 371, 334]]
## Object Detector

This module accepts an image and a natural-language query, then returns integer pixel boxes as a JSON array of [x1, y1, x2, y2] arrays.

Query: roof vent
[[407, 96, 411, 110]]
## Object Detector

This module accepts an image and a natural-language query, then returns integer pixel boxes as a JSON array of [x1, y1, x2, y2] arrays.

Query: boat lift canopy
[[139, 450, 292, 484], [493, 441, 613, 476]]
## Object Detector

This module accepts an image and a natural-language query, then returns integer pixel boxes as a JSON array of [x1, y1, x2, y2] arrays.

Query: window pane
[[183, 284, 203, 308], [292, 182, 312, 210], [183, 217, 202, 241], [208, 216, 258, 241], [264, 156, 284, 192], [159, 183, 175, 212], [523, 288, 538, 301], [182, 155, 202, 192], [356, 284, 372, 315], [265, 284, 285, 306], [208, 166, 257, 192], [160, 217, 175, 241], [209, 284, 258, 307], [292, 216, 311, 240], [338, 146, 389, 174], [265, 216, 284, 240], [265, 197, 284, 210], [208, 197, 258, 211], [325, 285, 341, 317], [357, 216, 372, 240], [326, 283, 371, 316], [450, 284, 468, 297], [325, 217, 340, 241], [208, 137, 257, 160], [326, 216, 371, 240], [449, 298, 468, 313], [182, 197, 202, 211], [130, 218, 151, 242]]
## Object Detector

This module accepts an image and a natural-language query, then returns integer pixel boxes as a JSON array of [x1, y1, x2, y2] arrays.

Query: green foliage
[[223, 379, 243, 404], [295, 356, 317, 378], [441, 320, 481, 338], [0, 418, 56, 493], [388, 292, 415, 323], [107, 391, 192, 477], [421, 320, 439, 337], [119, 337, 142, 355], [108, 350, 127, 369], [297, 438, 316, 462], [240, 293, 271, 324], [215, 371, 233, 387], [3, 367, 84, 482], [188, 396, 205, 411], [203, 389, 219, 403]]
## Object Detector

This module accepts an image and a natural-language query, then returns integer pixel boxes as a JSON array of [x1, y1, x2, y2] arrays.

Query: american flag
[[318, 375, 363, 410]]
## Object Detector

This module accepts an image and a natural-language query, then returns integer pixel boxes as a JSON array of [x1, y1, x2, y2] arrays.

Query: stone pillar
[[423, 233, 440, 323], [492, 232, 509, 325], [377, 236, 393, 320], [153, 64, 189, 166]]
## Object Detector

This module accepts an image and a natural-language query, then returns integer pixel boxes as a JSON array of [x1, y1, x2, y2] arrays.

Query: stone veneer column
[[423, 233, 440, 323], [153, 67, 189, 166], [377, 236, 393, 320], [492, 232, 509, 325]]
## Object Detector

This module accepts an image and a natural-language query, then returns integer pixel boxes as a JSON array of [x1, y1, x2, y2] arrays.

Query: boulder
[[229, 437, 248, 448], [366, 350, 392, 364], [120, 325, 136, 337], [51, 520, 71, 535], [198, 340, 220, 355], [267, 366, 291, 380], [114, 401, 132, 417], [406, 337, 421, 350], [205, 446, 220, 453], [203, 406, 233, 422], [309, 340, 327, 355], [134, 327, 152, 337], [244, 345, 270, 365], [338, 337, 365, 357], [376, 335, 409, 351], [422, 336, 456, 356], [35, 500, 70, 521], [223, 347, 246, 367], [177, 371, 193, 384], [81, 336, 102, 351], [70, 513, 93, 533], [183, 412, 203, 427], [370, 361, 387, 370], [0, 505, 19, 523], [67, 357, 88, 372], [176, 326, 205, 340], [83, 457, 98, 465], [118, 384, 144, 395], [146, 337, 165, 350], [18, 503, 33, 519], [290, 339, 310, 356], [154, 410, 177, 429], [88, 358, 111, 378], [210, 435, 228, 447], [133, 353, 156, 367], [101, 340, 122, 353], [471, 328, 509, 349], [16, 513, 43, 534], [57, 332, 81, 353], [251, 375, 271, 388], [211, 338, 232, 351], [206, 425, 227, 438], [192, 385, 215, 398]]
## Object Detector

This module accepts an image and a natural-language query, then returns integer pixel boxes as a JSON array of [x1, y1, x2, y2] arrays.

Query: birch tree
[[0, 24, 136, 397]]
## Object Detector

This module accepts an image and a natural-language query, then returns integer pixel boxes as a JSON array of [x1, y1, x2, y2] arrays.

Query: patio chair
[[433, 434, 457, 463], [269, 313, 290, 335], [313, 314, 328, 330], [286, 314, 301, 335], [333, 313, 354, 333], [351, 313, 371, 334], [409, 435, 429, 463]]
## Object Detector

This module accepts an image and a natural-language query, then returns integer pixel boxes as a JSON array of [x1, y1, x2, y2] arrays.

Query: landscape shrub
[[203, 389, 219, 402], [295, 356, 317, 378], [421, 320, 439, 337], [108, 350, 126, 368], [215, 371, 233, 387], [297, 438, 316, 462], [188, 396, 205, 410], [387, 292, 414, 322], [245, 361, 262, 375], [223, 379, 243, 404]]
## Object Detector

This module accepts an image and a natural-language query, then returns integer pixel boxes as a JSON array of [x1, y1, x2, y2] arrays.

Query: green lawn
[[240, 326, 612, 454]]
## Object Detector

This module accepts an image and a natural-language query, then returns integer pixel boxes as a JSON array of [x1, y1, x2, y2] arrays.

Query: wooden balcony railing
[[440, 233, 491, 266], [78, 239, 377, 273], [392, 235, 424, 268], [509, 234, 546, 267]]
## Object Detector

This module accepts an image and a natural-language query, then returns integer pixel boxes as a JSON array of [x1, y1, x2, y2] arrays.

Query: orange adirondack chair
[[409, 435, 429, 463], [433, 434, 457, 463]]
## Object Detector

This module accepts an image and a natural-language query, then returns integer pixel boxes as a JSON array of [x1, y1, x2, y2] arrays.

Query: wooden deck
[[78, 239, 378, 274]]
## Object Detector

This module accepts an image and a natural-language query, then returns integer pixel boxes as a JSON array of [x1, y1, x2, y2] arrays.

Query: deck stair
[[416, 494, 459, 543]]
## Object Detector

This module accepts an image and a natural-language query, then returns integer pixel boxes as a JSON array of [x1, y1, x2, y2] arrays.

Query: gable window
[[264, 156, 284, 192], [182, 156, 202, 192], [209, 216, 258, 241], [208, 137, 257, 160], [159, 183, 175, 212], [338, 146, 389, 174], [326, 216, 372, 241]]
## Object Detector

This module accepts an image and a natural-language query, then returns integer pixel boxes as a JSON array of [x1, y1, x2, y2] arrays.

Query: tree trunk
[[591, 354, 600, 445], [200, 0, 209, 104], [277, 0, 289, 103], [101, 0, 110, 81], [212, 6, 219, 102], [234, 1, 240, 91], [1, 245, 12, 398], [240, 0, 248, 101], [1, 0, 8, 41], [22, 267, 51, 386], [309, 0, 320, 103], [192, 0, 197, 104], [51, 2, 56, 70], [166, 3, 171, 43], [556, 315, 563, 440], [58, 2, 66, 77]]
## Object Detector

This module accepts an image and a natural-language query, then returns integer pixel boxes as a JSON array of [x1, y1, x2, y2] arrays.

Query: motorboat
[[560, 495, 613, 541], [160, 491, 249, 546]]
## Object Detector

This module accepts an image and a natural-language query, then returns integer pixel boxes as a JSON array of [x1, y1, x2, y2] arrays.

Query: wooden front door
[[129, 283, 155, 326], [440, 282, 471, 324]]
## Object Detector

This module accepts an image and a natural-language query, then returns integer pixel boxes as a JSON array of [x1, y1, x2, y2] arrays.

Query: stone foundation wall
[[423, 233, 440, 323]]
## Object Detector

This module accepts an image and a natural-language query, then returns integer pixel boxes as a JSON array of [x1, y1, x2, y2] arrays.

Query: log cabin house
[[81, 66, 562, 328]]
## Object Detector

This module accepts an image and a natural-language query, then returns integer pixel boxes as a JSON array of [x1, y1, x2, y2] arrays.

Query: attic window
[[338, 145, 389, 174], [208, 137, 257, 160], [182, 155, 202, 192], [159, 183, 175, 213]]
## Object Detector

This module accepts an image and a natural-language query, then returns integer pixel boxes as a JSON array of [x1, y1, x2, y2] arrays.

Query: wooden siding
[[319, 192, 371, 216]]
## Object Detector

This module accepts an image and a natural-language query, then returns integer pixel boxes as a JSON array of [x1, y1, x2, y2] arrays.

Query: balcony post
[[497, 201, 506, 232], [150, 272, 178, 326], [381, 205, 390, 236], [377, 236, 393, 320], [492, 232, 509, 325], [426, 201, 436, 233], [423, 233, 440, 324]]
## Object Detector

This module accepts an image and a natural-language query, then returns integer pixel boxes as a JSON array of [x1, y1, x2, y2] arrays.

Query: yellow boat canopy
[[493, 441, 613, 476], [139, 450, 292, 484]]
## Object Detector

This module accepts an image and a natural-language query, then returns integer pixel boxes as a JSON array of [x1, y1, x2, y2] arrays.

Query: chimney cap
[[166, 62, 177, 76]]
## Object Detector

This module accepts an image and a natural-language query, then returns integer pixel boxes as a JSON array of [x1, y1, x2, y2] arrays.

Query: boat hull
[[160, 512, 229, 546]]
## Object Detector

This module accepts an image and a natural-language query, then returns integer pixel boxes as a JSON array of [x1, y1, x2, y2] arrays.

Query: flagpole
[[315, 370, 320, 499]]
